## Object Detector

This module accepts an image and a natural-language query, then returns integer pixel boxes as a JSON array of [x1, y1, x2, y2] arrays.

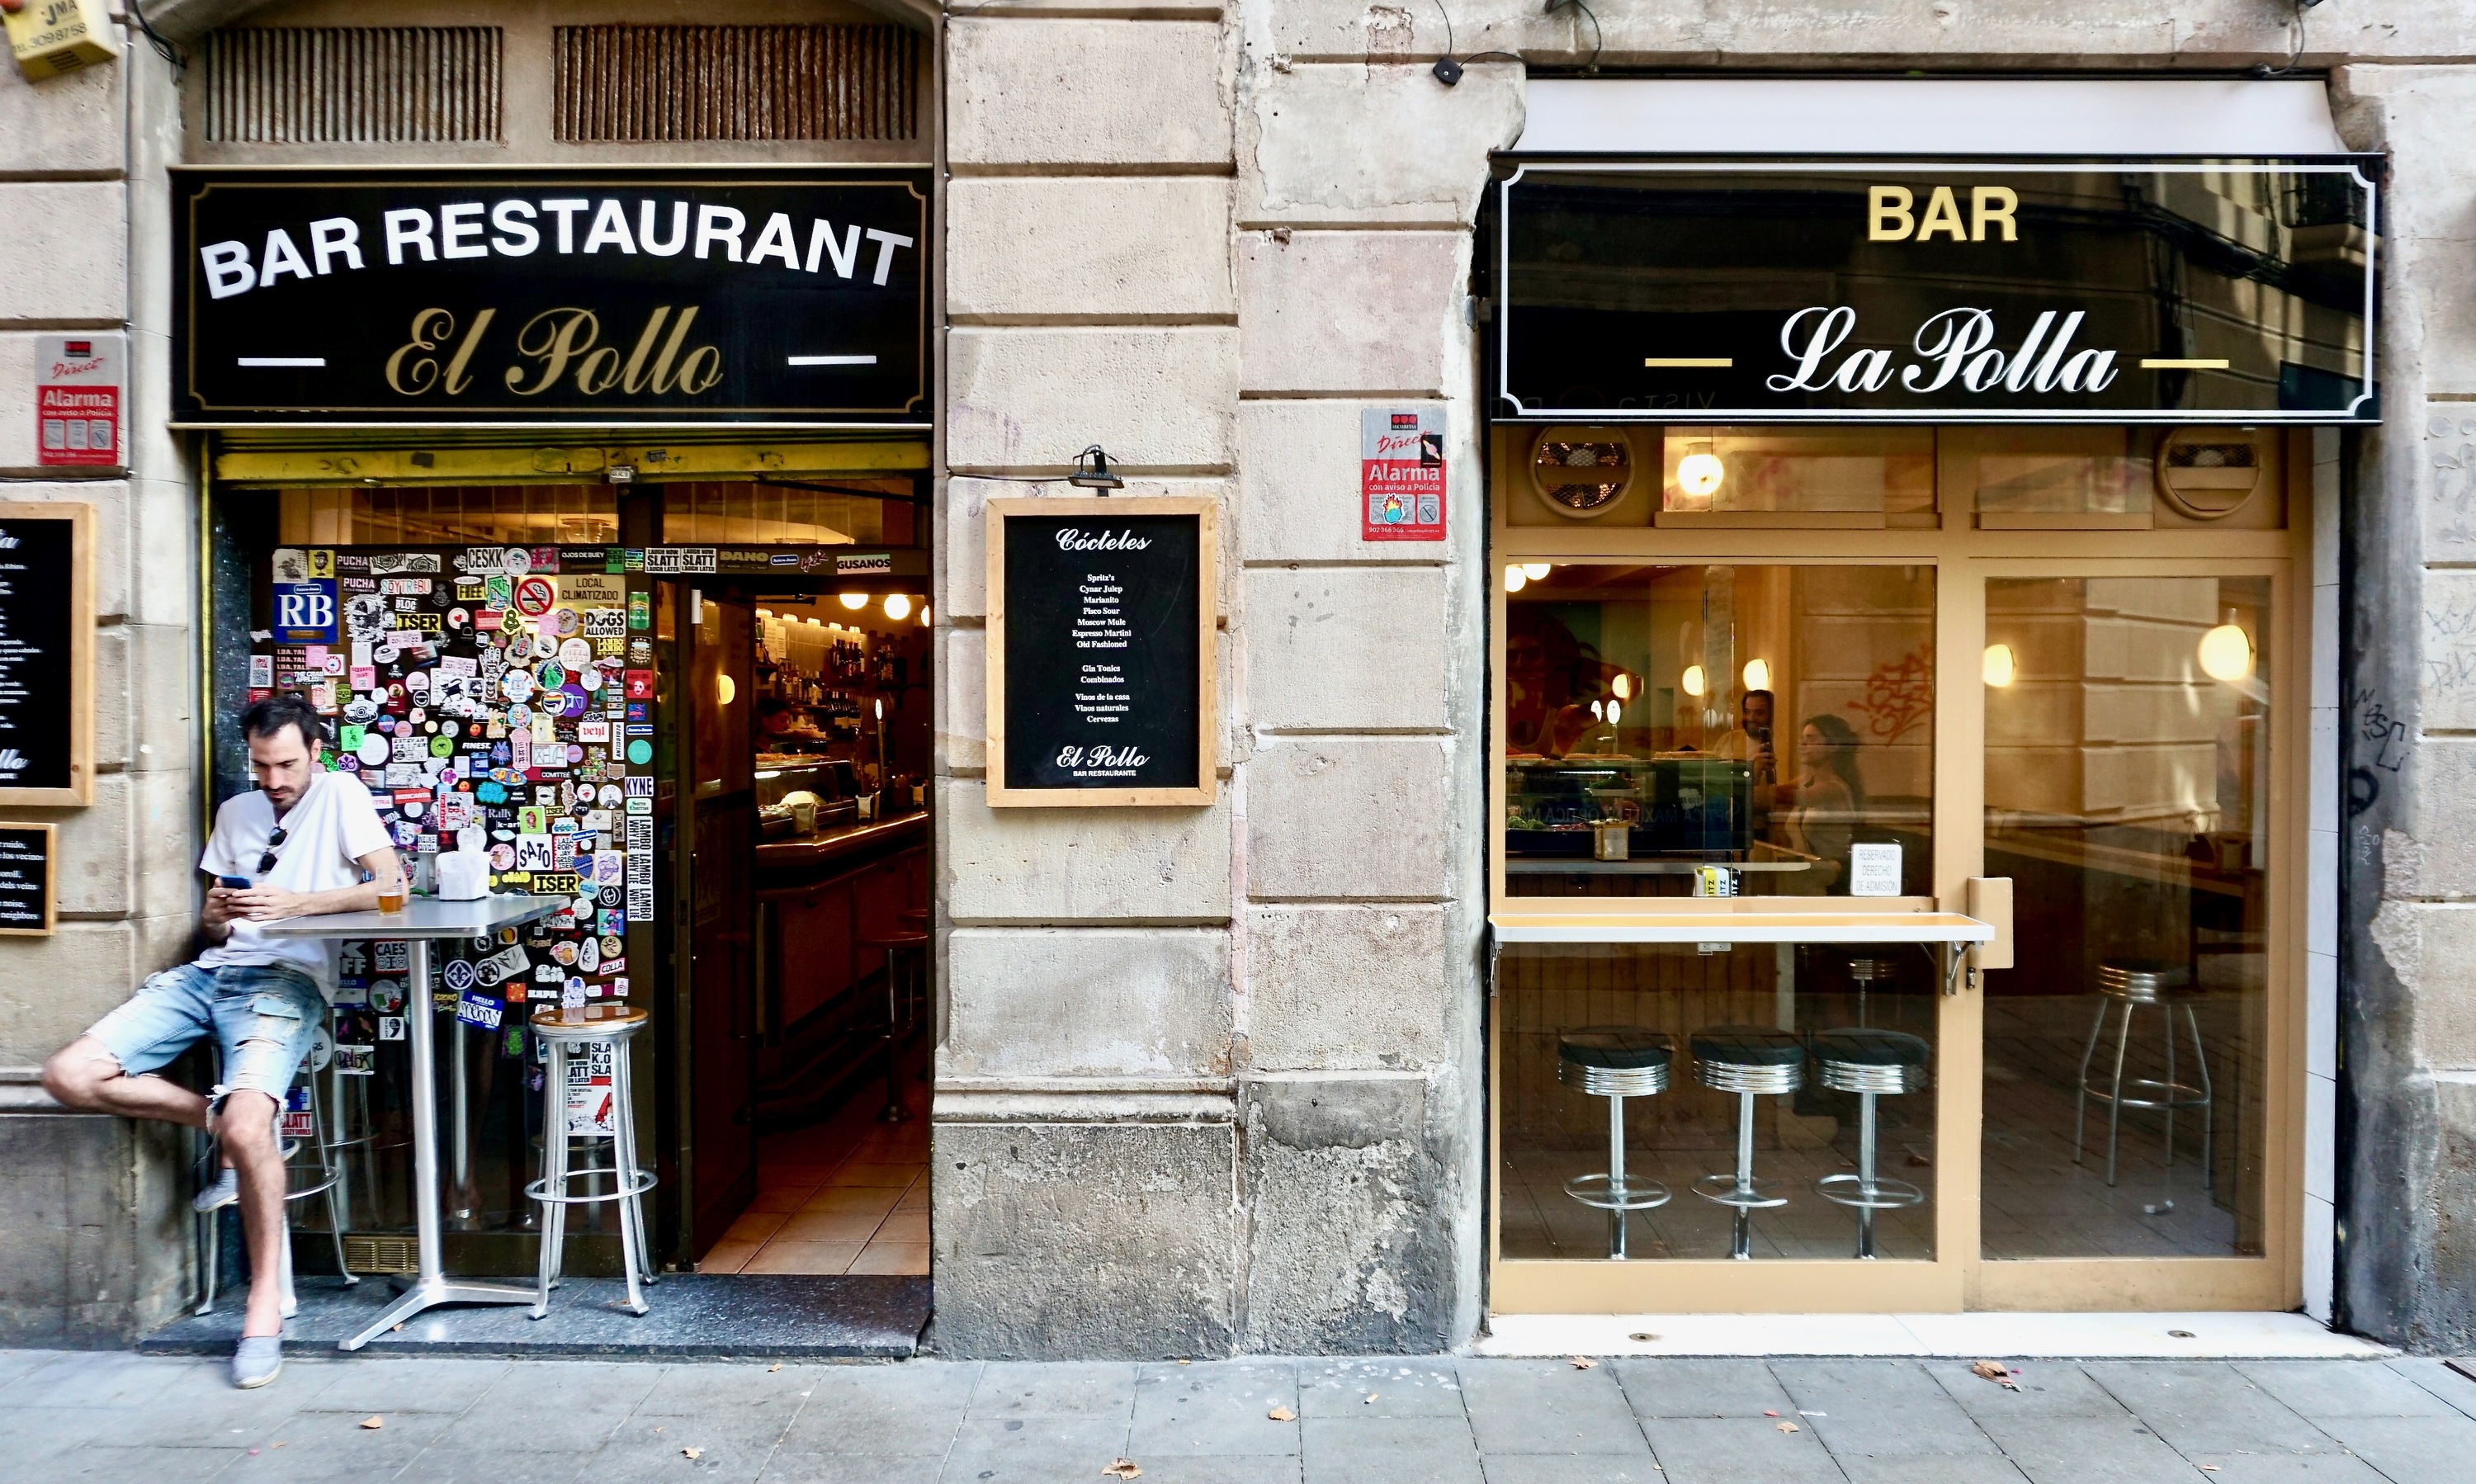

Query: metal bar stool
[[1689, 1027, 1806, 1260], [527, 1004, 656, 1319], [2074, 957, 2213, 1189], [1809, 1028, 1930, 1259], [859, 927, 928, 1122], [194, 1028, 358, 1317], [1844, 956, 1897, 1026], [1557, 1028, 1674, 1260]]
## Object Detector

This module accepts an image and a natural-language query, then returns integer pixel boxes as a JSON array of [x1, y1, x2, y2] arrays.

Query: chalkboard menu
[[0, 503, 93, 806], [0, 823, 54, 936], [986, 496, 1217, 807]]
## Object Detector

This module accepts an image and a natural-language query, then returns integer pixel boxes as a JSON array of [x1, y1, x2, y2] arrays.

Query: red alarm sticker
[[513, 575, 556, 617]]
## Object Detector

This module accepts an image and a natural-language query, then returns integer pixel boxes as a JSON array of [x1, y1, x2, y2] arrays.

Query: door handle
[[1967, 877, 2015, 988]]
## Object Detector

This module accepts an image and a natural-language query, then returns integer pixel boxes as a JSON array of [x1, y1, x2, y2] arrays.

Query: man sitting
[[42, 692, 400, 1388]]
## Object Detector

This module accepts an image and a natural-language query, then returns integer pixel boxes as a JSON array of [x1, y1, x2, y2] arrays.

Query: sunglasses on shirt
[[257, 826, 288, 876]]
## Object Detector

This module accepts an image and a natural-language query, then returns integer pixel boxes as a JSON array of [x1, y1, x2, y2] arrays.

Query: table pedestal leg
[[339, 938, 532, 1351]]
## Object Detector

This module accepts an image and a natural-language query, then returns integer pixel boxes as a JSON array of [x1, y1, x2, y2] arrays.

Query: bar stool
[[2074, 957, 2213, 1189], [1556, 1028, 1675, 1260], [194, 1037, 358, 1317], [527, 1004, 656, 1319], [1809, 1028, 1931, 1259], [859, 926, 928, 1122], [1689, 1027, 1806, 1260], [1844, 956, 1897, 1026]]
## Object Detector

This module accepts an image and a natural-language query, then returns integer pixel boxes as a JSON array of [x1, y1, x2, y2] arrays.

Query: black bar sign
[[0, 823, 54, 936]]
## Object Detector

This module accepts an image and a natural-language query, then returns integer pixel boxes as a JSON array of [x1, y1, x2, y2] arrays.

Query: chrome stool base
[[1557, 1028, 1675, 1260], [1689, 1028, 1806, 1260]]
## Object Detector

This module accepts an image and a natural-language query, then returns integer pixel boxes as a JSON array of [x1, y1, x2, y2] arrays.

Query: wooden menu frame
[[985, 494, 1217, 807], [0, 502, 94, 807]]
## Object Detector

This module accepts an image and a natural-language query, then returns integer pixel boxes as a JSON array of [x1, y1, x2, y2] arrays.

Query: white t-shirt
[[196, 769, 395, 999]]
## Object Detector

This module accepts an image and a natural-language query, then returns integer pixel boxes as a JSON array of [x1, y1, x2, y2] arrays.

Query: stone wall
[[0, 40, 198, 1346]]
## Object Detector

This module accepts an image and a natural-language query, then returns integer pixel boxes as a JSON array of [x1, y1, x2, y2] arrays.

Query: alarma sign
[[1362, 408, 1447, 541]]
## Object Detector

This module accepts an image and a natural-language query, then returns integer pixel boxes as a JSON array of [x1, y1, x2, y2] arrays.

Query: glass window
[[1497, 939, 1938, 1261], [1981, 575, 2272, 1259], [276, 484, 619, 545], [659, 479, 912, 546], [1504, 564, 1934, 900], [1660, 428, 1935, 527]]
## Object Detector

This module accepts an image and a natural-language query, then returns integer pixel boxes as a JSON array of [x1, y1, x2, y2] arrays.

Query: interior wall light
[[1742, 658, 1771, 692], [1520, 562, 1552, 580], [1676, 440, 1727, 500], [716, 673, 736, 706], [919, 603, 933, 628], [1681, 664, 1706, 698], [883, 593, 913, 621], [839, 592, 869, 611], [1611, 673, 1633, 701], [1504, 566, 1529, 593], [1068, 444, 1124, 490], [1983, 642, 2017, 688], [2199, 612, 2253, 682]]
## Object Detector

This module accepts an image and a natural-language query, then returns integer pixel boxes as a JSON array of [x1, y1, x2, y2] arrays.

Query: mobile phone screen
[[215, 876, 251, 889]]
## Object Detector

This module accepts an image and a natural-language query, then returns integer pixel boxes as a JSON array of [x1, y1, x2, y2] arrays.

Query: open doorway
[[664, 579, 933, 1278]]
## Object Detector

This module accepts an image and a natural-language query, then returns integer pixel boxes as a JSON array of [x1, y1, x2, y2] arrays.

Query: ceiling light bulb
[[919, 604, 933, 627], [1983, 642, 2017, 688], [1681, 664, 1706, 698], [1606, 700, 1622, 727], [1611, 673, 1633, 701], [839, 592, 868, 611], [1590, 700, 1604, 721], [2199, 622, 2253, 682], [1677, 447, 1726, 499], [1504, 566, 1529, 593], [883, 593, 913, 621], [1521, 562, 1551, 580], [1742, 658, 1771, 692]]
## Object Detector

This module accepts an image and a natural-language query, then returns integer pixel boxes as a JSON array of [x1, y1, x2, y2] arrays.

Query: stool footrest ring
[[1563, 1173, 1672, 1212], [525, 1168, 657, 1206], [1690, 1173, 1788, 1210], [1814, 1172, 1926, 1212]]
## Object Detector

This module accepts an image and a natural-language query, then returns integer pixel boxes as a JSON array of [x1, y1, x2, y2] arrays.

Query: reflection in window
[[276, 484, 619, 546], [1659, 428, 1935, 525], [1504, 565, 1934, 899], [1981, 576, 2271, 1259]]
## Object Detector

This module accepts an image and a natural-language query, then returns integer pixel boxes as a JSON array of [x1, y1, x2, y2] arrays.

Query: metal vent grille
[[553, 25, 919, 143], [203, 27, 503, 144], [341, 1234, 421, 1275]]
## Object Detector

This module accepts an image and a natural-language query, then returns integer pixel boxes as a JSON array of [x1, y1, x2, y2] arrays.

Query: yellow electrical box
[[5, 0, 120, 82]]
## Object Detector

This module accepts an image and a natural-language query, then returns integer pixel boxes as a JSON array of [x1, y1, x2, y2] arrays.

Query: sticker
[[626, 739, 653, 764], [456, 990, 503, 1031], [1849, 842, 1903, 897], [623, 669, 654, 701], [515, 834, 556, 872], [552, 607, 581, 639], [248, 654, 274, 688], [273, 579, 339, 644], [442, 958, 477, 993], [628, 591, 651, 631], [558, 636, 593, 671], [336, 1045, 376, 1075], [513, 574, 556, 617], [579, 938, 601, 974], [565, 1042, 616, 1133], [503, 546, 532, 575]]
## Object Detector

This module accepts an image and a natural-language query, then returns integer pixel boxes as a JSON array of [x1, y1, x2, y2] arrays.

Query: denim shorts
[[84, 962, 326, 1106]]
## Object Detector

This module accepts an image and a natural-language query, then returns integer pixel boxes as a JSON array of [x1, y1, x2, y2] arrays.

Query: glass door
[[1970, 568, 2292, 1310]]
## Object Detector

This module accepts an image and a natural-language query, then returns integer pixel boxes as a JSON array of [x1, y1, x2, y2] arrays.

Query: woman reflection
[[1777, 712, 1864, 894]]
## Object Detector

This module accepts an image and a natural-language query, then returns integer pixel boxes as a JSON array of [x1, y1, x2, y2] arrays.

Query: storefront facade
[[3, 3, 2474, 1358]]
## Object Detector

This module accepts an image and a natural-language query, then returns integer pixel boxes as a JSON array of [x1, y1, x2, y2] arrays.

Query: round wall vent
[[2156, 428, 2271, 521], [1529, 427, 1638, 519]]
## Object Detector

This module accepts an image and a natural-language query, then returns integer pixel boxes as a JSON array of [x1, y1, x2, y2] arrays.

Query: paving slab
[[1481, 1455, 1669, 1484], [968, 1359, 1140, 1419], [1924, 1359, 2130, 1418], [1300, 1415, 1485, 1484], [2184, 1454, 2395, 1483], [1834, 1457, 2032, 1484], [1130, 1361, 1301, 1456], [939, 1415, 1136, 1484], [2084, 1361, 2337, 1455], [1455, 1357, 1646, 1454], [2308, 1411, 2476, 1480], [758, 1452, 943, 1484], [2382, 1359, 2476, 1420], [1974, 1414, 2201, 1484], [1296, 1359, 1463, 1418], [282, 1355, 513, 1413], [383, 1446, 595, 1484], [1639, 1415, 1847, 1484], [1611, 1357, 1797, 1417], [2235, 1360, 2468, 1419], [1773, 1358, 2001, 1455], [780, 1360, 980, 1455], [35, 1443, 243, 1480]]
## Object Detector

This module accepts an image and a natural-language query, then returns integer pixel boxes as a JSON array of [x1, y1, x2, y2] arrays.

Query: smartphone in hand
[[215, 876, 251, 890]]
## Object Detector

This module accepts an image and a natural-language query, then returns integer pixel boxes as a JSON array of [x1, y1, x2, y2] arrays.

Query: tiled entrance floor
[[700, 1074, 929, 1277]]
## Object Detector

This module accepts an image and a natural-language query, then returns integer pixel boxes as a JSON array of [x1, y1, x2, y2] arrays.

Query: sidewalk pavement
[[5, 1347, 2475, 1482]]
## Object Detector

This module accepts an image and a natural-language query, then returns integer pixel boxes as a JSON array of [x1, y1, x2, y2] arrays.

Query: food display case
[[1505, 754, 1753, 860]]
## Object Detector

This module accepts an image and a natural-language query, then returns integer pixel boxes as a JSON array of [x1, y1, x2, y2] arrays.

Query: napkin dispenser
[[435, 829, 489, 900]]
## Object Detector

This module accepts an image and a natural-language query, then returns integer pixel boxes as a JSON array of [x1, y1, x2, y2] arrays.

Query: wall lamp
[[1068, 445, 1123, 491]]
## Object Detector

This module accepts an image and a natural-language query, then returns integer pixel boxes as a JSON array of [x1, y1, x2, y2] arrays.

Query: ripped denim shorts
[[84, 962, 327, 1106]]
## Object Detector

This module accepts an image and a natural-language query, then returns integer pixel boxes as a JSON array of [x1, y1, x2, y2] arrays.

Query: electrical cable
[[126, 0, 188, 73]]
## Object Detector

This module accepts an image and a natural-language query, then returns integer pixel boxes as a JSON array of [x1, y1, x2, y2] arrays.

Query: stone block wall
[[0, 42, 199, 1346]]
